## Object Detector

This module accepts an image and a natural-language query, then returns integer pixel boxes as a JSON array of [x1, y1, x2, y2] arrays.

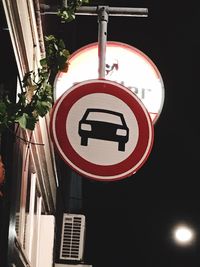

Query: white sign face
[[67, 93, 139, 166], [54, 41, 165, 123], [50, 79, 154, 181]]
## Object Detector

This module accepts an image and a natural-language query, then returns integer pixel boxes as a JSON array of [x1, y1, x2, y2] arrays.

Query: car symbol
[[78, 108, 129, 151]]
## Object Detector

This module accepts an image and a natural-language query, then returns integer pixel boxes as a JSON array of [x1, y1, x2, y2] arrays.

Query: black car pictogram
[[78, 108, 129, 151]]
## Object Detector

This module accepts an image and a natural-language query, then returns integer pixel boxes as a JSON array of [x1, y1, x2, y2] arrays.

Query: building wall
[[0, 1, 58, 266]]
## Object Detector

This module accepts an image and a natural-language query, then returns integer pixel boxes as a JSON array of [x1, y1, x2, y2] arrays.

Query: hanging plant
[[0, 0, 93, 198], [57, 0, 91, 23], [0, 35, 70, 132], [0, 0, 93, 133]]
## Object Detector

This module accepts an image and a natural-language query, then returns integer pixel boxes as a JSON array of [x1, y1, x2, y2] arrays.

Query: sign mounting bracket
[[40, 4, 148, 78]]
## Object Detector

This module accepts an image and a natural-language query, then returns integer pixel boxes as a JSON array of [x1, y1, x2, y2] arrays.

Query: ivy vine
[[0, 35, 70, 132], [57, 0, 91, 23], [0, 0, 91, 133]]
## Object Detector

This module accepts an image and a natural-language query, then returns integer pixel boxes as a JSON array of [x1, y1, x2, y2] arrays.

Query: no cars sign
[[50, 79, 154, 181]]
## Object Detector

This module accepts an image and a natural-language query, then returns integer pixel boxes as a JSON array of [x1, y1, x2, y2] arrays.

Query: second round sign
[[54, 41, 165, 123], [50, 79, 154, 181]]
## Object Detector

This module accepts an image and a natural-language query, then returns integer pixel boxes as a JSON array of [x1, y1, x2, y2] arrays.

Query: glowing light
[[173, 224, 195, 246], [54, 41, 165, 124]]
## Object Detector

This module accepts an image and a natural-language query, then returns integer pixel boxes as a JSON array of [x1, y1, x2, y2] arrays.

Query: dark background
[[25, 0, 200, 266], [43, 1, 200, 266]]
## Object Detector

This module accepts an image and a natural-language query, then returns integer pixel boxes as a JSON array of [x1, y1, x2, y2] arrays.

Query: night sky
[[44, 1, 200, 266]]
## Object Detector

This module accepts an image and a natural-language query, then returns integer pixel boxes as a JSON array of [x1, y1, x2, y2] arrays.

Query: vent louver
[[60, 213, 85, 261]]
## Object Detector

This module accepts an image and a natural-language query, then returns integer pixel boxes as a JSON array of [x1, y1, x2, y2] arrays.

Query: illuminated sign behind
[[54, 41, 165, 124]]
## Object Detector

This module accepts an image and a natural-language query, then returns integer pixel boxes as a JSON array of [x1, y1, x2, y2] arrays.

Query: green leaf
[[15, 113, 29, 129], [26, 116, 38, 130], [58, 39, 66, 49], [15, 113, 37, 130], [17, 92, 27, 106], [22, 71, 33, 87], [45, 35, 56, 42], [0, 102, 6, 114], [40, 58, 47, 66], [35, 100, 52, 117], [61, 49, 70, 58], [57, 55, 68, 69], [57, 7, 76, 23], [54, 43, 58, 51]]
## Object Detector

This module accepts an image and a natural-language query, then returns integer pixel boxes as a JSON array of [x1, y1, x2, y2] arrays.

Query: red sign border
[[50, 79, 154, 181]]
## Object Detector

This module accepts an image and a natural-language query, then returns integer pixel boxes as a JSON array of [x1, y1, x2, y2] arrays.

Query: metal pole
[[39, 5, 148, 77], [40, 5, 148, 17], [97, 6, 108, 79], [76, 6, 148, 17]]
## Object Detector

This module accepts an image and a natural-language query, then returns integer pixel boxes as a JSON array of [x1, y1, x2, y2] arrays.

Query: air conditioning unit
[[60, 213, 86, 261]]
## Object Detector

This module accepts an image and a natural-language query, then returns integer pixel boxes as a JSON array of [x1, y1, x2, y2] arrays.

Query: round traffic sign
[[50, 79, 154, 181], [54, 41, 165, 123]]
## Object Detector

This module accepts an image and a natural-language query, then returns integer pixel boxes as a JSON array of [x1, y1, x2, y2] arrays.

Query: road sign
[[54, 41, 165, 123], [50, 79, 154, 181]]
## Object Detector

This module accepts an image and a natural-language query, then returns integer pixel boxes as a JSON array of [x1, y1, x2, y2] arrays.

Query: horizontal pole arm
[[40, 4, 148, 17]]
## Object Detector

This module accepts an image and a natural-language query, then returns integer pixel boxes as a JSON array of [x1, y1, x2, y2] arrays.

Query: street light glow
[[173, 224, 195, 246]]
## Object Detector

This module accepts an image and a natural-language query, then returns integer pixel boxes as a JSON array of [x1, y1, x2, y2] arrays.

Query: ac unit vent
[[60, 213, 85, 261]]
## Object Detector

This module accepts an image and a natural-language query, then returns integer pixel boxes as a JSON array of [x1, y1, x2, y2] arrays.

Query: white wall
[[38, 215, 55, 267]]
